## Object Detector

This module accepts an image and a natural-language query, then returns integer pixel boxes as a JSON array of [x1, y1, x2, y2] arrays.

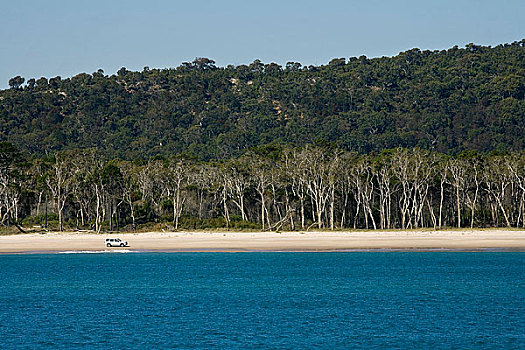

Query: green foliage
[[178, 216, 261, 230], [0, 142, 23, 169], [23, 213, 59, 226], [8, 76, 24, 90], [1, 41, 524, 160]]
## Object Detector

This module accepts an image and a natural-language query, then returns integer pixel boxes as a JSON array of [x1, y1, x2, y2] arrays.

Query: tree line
[[1, 41, 524, 160], [2, 143, 525, 232]]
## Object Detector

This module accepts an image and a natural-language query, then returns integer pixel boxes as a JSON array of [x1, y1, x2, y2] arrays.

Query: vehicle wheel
[[120, 243, 125, 247], [107, 243, 111, 247]]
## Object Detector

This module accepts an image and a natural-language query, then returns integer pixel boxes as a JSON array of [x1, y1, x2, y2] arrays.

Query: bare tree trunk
[[109, 201, 113, 231], [58, 198, 64, 232], [340, 191, 348, 229], [44, 196, 48, 229], [260, 190, 266, 231], [316, 198, 322, 229], [521, 192, 525, 228], [130, 202, 136, 230], [300, 198, 305, 229], [36, 192, 42, 217], [285, 190, 295, 231], [427, 197, 437, 229], [494, 195, 511, 227], [198, 189, 204, 220], [329, 186, 335, 230], [173, 194, 178, 230], [265, 206, 271, 230], [439, 177, 445, 228], [456, 185, 461, 228], [470, 186, 479, 229], [223, 188, 230, 231], [95, 185, 101, 233], [353, 194, 361, 230]]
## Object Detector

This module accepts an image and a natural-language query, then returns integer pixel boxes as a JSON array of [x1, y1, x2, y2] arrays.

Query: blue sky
[[1, 0, 523, 88]]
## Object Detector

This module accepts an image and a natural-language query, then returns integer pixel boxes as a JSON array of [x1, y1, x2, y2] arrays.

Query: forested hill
[[1, 41, 524, 160]]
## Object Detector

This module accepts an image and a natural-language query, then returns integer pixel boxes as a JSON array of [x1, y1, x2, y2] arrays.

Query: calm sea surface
[[1, 252, 524, 349]]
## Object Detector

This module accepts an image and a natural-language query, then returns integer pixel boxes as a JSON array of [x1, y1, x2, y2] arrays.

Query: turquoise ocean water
[[1, 252, 524, 349]]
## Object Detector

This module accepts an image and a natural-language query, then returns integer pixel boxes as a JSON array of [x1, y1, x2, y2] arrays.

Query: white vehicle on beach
[[105, 238, 129, 247]]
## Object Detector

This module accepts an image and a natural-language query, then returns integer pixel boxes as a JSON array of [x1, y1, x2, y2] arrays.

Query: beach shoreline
[[2, 229, 525, 254]]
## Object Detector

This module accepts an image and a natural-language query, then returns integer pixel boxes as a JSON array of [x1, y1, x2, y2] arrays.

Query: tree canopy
[[1, 41, 524, 160]]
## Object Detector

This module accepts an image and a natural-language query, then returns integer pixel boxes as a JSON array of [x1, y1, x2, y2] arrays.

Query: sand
[[1, 229, 525, 253]]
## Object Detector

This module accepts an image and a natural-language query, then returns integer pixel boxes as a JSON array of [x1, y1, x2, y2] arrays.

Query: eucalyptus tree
[[434, 154, 451, 229], [505, 152, 525, 227], [210, 163, 232, 230], [224, 157, 251, 222], [164, 158, 188, 230], [118, 160, 140, 230], [483, 155, 513, 227], [135, 161, 156, 223], [292, 146, 332, 229], [0, 143, 23, 227], [190, 163, 215, 220], [326, 151, 344, 230], [45, 151, 77, 231], [101, 161, 125, 231], [410, 149, 434, 229], [68, 149, 125, 233], [285, 148, 309, 230], [267, 154, 297, 231], [73, 150, 107, 233], [371, 151, 398, 229], [29, 158, 51, 226], [348, 154, 376, 229], [69, 149, 98, 229], [336, 152, 358, 229], [460, 152, 483, 228], [265, 151, 296, 231], [145, 158, 185, 230], [0, 176, 23, 227], [447, 158, 467, 228], [247, 153, 274, 230], [390, 148, 434, 229]]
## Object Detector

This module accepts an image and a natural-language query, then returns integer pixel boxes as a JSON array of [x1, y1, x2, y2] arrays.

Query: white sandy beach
[[1, 229, 525, 253]]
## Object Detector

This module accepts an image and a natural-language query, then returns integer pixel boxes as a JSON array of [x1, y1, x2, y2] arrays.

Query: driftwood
[[267, 209, 295, 232], [13, 223, 26, 233]]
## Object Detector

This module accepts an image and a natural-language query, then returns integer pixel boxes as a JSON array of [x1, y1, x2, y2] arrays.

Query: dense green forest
[[1, 41, 524, 160]]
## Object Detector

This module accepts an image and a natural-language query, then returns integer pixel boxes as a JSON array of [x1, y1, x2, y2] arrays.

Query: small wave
[[59, 250, 136, 254]]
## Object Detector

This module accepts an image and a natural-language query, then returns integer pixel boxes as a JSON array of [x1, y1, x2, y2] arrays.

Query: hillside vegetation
[[1, 41, 524, 160]]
